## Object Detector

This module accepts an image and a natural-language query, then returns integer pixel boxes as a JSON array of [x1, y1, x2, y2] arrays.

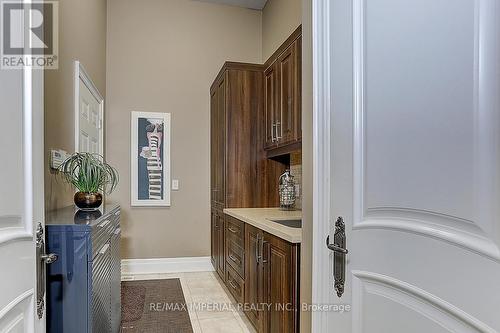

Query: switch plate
[[50, 149, 69, 170], [172, 179, 179, 190]]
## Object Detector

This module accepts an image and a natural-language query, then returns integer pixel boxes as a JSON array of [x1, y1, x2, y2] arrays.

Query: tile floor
[[122, 271, 256, 333]]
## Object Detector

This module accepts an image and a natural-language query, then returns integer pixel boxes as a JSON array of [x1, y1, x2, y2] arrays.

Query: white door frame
[[311, 0, 335, 331], [74, 60, 104, 154]]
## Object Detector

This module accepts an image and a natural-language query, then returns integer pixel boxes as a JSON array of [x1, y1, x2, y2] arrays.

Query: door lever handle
[[326, 217, 347, 298], [326, 236, 348, 254]]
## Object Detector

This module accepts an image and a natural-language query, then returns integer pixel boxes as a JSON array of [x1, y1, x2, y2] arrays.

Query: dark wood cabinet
[[211, 208, 225, 279], [264, 62, 278, 149], [210, 63, 266, 280], [242, 222, 300, 333], [264, 27, 302, 154], [225, 215, 245, 278], [263, 232, 300, 333], [244, 224, 266, 331]]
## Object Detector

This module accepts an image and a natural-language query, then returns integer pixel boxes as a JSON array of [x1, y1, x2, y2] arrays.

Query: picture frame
[[130, 111, 171, 206]]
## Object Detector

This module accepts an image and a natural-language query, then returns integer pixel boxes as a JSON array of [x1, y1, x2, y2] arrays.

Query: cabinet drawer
[[226, 238, 244, 278], [225, 265, 244, 304], [225, 215, 244, 242]]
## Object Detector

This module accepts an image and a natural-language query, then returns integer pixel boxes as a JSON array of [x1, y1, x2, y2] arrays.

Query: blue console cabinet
[[45, 204, 121, 333]]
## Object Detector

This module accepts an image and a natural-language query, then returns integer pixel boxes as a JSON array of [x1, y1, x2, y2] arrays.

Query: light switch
[[172, 179, 179, 191]]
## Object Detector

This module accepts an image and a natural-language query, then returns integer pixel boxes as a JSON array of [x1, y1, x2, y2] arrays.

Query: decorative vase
[[74, 192, 103, 210]]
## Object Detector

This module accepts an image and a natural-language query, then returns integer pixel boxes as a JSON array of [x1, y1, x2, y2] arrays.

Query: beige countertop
[[223, 208, 302, 243]]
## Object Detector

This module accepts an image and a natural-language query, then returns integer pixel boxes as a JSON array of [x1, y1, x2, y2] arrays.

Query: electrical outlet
[[172, 179, 179, 191]]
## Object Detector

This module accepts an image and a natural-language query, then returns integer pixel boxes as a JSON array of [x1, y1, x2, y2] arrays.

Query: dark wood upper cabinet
[[264, 62, 278, 149], [277, 43, 296, 144], [264, 26, 302, 154]]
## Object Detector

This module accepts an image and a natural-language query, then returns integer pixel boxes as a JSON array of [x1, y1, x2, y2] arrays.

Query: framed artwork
[[131, 111, 171, 206]]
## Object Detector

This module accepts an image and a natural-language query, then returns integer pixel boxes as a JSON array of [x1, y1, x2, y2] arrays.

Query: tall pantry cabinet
[[210, 62, 266, 280]]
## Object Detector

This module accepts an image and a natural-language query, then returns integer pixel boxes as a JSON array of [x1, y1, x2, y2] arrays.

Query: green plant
[[58, 152, 119, 194]]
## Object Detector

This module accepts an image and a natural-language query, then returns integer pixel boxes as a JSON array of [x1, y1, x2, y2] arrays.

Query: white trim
[[130, 111, 171, 207], [311, 0, 332, 332], [121, 257, 214, 275], [74, 61, 104, 155]]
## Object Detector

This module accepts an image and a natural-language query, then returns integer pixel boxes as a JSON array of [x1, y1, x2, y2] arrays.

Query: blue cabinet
[[46, 204, 121, 333]]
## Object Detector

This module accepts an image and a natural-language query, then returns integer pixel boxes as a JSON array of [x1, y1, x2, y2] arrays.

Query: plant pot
[[74, 192, 103, 210]]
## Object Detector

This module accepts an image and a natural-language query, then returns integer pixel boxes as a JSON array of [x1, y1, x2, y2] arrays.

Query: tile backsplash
[[289, 151, 302, 210]]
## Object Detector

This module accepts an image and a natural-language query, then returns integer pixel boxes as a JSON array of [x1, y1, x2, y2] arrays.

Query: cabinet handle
[[228, 227, 238, 234], [229, 254, 240, 264], [229, 279, 238, 290], [272, 123, 277, 142], [261, 240, 268, 264], [255, 234, 260, 264], [276, 121, 282, 140]]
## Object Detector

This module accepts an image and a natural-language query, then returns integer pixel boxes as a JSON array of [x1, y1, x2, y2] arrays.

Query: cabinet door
[[216, 212, 225, 280], [92, 242, 112, 333], [210, 90, 217, 204], [110, 228, 121, 333], [210, 208, 217, 267], [263, 233, 299, 333], [276, 40, 300, 145], [216, 79, 226, 206], [244, 224, 265, 331], [264, 63, 278, 149]]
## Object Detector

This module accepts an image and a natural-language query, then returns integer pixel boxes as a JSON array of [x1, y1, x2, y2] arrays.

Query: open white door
[[313, 0, 500, 332], [0, 40, 46, 333], [75, 61, 104, 154]]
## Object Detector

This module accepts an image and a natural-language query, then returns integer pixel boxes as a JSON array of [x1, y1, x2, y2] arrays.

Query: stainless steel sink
[[269, 219, 302, 228]]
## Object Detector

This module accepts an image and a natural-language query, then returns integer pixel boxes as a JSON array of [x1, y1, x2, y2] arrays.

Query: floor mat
[[121, 279, 193, 333]]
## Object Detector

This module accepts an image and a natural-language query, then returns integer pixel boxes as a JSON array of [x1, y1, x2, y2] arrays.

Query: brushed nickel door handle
[[326, 236, 348, 254]]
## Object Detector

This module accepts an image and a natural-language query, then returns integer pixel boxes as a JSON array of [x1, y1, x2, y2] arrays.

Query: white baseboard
[[121, 256, 215, 275]]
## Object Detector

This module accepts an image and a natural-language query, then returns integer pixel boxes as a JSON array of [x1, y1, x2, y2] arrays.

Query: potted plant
[[58, 152, 119, 210]]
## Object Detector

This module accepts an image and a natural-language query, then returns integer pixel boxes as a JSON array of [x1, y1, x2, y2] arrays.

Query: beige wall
[[262, 0, 302, 61], [106, 0, 262, 259], [300, 0, 313, 331], [44, 0, 107, 211]]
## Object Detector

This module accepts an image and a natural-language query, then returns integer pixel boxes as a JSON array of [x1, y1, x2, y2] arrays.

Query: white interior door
[[0, 51, 45, 332], [313, 0, 500, 332], [75, 61, 103, 154]]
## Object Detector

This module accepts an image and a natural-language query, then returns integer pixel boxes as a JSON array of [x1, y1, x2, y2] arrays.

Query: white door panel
[[314, 0, 500, 332], [0, 45, 44, 333]]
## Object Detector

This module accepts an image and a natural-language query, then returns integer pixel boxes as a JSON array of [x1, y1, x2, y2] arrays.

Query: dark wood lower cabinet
[[263, 232, 300, 333], [228, 218, 300, 333], [244, 224, 265, 331], [211, 208, 225, 281]]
